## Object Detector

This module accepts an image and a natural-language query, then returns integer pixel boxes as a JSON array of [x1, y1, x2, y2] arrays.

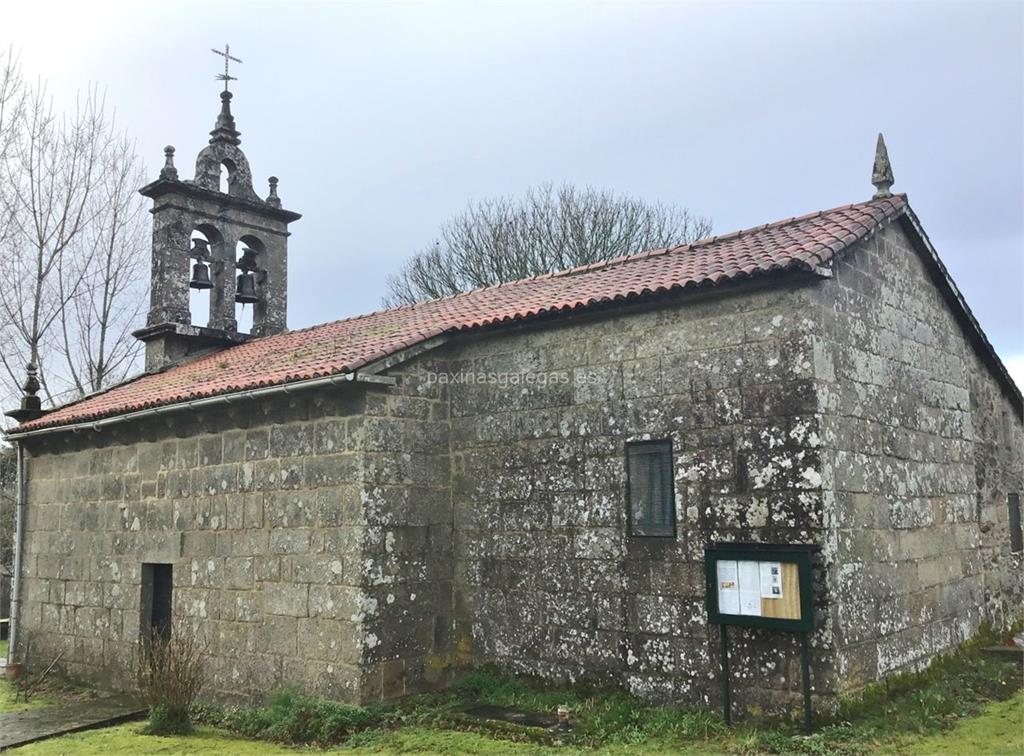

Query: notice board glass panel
[[705, 542, 816, 633]]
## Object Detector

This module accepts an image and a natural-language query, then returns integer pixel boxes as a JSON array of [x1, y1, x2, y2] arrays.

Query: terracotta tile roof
[[14, 196, 908, 432]]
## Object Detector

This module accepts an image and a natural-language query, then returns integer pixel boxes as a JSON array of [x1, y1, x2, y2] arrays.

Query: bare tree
[[0, 83, 110, 404], [0, 55, 148, 412], [0, 48, 25, 261], [56, 135, 148, 397], [383, 183, 712, 307]]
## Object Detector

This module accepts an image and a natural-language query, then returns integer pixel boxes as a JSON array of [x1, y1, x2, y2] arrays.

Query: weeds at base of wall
[[738, 622, 1024, 755], [834, 620, 1019, 723], [195, 688, 373, 745], [193, 625, 1023, 753]]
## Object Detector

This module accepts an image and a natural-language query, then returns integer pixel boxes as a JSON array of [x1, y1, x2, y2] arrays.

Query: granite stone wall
[[17, 388, 372, 703], [440, 281, 835, 714], [351, 364, 455, 702], [813, 221, 1023, 691]]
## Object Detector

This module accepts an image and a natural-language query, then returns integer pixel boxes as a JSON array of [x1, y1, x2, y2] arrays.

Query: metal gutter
[[5, 370, 395, 441]]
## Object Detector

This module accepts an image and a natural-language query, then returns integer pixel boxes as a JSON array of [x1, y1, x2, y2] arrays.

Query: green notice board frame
[[704, 541, 820, 733], [704, 541, 817, 633]]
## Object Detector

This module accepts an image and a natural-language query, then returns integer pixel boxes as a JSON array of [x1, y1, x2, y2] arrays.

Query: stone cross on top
[[212, 44, 242, 91]]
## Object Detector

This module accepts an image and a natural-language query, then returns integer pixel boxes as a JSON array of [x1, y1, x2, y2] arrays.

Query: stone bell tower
[[134, 59, 300, 371]]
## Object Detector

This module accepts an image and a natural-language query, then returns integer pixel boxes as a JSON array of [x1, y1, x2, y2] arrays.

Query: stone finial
[[21, 362, 40, 397], [209, 90, 242, 146], [267, 176, 281, 208], [159, 145, 178, 181], [871, 133, 894, 199], [5, 362, 44, 423]]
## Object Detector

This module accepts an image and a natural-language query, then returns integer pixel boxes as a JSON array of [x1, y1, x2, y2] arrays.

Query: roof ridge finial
[[5, 361, 44, 423], [871, 132, 894, 199], [159, 145, 178, 180], [267, 176, 281, 208], [209, 90, 241, 146]]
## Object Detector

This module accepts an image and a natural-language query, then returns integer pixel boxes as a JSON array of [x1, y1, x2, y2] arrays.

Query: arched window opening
[[219, 159, 237, 195], [234, 236, 263, 335]]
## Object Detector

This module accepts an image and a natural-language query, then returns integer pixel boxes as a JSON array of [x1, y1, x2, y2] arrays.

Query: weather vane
[[211, 43, 242, 91]]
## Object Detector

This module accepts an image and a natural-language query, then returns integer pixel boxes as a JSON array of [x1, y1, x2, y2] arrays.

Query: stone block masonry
[[813, 223, 1023, 689], [441, 279, 835, 713], [18, 388, 420, 704]]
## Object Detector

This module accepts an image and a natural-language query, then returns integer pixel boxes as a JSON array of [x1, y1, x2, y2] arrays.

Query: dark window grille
[[626, 440, 676, 537], [141, 563, 173, 643], [1009, 493, 1022, 554]]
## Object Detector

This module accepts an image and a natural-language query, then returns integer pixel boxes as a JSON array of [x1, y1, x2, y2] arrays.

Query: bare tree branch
[[56, 133, 148, 395], [383, 183, 712, 307]]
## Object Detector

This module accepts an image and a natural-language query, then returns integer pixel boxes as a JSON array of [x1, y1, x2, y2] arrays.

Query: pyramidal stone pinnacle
[[871, 133, 894, 199]]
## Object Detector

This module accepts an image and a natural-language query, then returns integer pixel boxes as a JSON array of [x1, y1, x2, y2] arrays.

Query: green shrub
[[454, 668, 534, 701], [146, 703, 192, 736], [220, 687, 373, 745]]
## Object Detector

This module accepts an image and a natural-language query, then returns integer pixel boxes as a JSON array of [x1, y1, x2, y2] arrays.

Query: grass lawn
[[2, 631, 1021, 755], [6, 695, 1023, 755], [882, 691, 1024, 756], [11, 724, 300, 755], [0, 667, 101, 715], [0, 674, 65, 714]]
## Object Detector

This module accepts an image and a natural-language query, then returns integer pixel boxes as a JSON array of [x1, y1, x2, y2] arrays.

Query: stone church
[[4, 84, 1022, 715]]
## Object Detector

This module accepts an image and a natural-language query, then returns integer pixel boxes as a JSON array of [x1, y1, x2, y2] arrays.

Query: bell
[[235, 271, 258, 304], [189, 261, 213, 290]]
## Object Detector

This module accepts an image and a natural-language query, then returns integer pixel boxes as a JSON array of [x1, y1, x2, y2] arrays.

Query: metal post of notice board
[[720, 624, 731, 726], [800, 631, 812, 735]]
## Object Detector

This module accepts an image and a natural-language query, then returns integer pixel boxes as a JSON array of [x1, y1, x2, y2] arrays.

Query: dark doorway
[[141, 563, 173, 642]]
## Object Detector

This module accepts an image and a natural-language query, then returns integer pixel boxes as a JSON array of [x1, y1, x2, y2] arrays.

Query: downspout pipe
[[8, 441, 25, 662]]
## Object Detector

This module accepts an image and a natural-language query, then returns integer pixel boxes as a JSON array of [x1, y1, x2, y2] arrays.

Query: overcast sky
[[5, 0, 1022, 384]]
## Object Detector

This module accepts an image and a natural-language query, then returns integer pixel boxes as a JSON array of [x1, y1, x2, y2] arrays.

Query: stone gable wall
[[812, 221, 1023, 691]]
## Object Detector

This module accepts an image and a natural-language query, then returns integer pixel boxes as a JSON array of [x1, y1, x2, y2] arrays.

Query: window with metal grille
[[141, 563, 173, 643], [1009, 493, 1022, 553], [626, 440, 676, 537]]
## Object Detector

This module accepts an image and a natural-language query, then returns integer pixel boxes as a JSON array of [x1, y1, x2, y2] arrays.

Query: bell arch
[[195, 144, 258, 201], [188, 225, 224, 327], [234, 235, 265, 335]]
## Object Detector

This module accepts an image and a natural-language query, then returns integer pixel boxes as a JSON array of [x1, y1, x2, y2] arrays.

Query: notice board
[[705, 542, 816, 633]]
